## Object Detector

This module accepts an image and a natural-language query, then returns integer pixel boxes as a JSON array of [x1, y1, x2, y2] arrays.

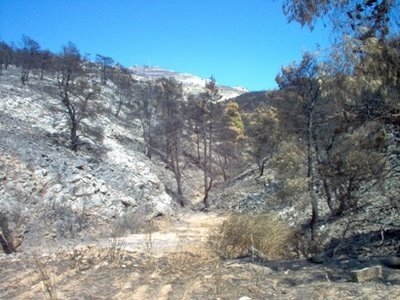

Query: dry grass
[[209, 213, 294, 260], [104, 237, 128, 265], [160, 233, 219, 275], [31, 253, 58, 300]]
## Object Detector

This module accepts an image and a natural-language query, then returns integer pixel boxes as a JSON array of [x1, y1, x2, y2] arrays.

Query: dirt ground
[[1, 211, 400, 300]]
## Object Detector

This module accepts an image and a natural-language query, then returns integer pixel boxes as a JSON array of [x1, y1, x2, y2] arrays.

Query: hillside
[[1, 62, 400, 299], [0, 65, 179, 249], [1, 62, 400, 256], [0, 63, 247, 251]]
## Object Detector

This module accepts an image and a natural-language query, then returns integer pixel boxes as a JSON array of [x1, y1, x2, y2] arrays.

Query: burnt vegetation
[[1, 0, 400, 258]]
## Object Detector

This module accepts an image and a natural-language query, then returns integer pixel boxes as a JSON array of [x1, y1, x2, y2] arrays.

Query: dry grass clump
[[31, 253, 57, 300], [104, 237, 128, 265], [209, 213, 293, 260]]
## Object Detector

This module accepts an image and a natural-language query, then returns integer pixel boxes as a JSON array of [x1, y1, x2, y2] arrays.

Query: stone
[[248, 264, 273, 275], [90, 195, 103, 207], [152, 193, 173, 217], [99, 184, 108, 194], [74, 183, 97, 196], [52, 184, 63, 193], [121, 197, 136, 208], [350, 266, 382, 282]]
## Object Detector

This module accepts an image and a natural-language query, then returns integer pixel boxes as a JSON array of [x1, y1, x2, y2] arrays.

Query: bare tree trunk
[[170, 138, 185, 207], [62, 89, 79, 151], [40, 62, 45, 80], [258, 158, 267, 178], [196, 130, 201, 162], [314, 140, 335, 212], [115, 94, 123, 117], [308, 108, 318, 240], [174, 159, 185, 207], [203, 125, 209, 208], [70, 118, 79, 151], [21, 69, 29, 84], [202, 118, 214, 209]]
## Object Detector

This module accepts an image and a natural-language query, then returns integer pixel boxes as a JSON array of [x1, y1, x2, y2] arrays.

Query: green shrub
[[209, 213, 293, 260]]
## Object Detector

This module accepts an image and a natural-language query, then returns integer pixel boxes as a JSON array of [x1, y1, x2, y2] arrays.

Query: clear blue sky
[[0, 0, 331, 91]]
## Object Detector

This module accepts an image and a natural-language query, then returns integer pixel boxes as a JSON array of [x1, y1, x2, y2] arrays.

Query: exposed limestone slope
[[0, 66, 174, 249]]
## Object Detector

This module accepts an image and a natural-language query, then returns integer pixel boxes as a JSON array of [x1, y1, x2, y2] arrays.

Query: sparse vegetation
[[209, 213, 294, 260], [112, 205, 157, 236], [31, 253, 57, 300], [105, 237, 128, 266]]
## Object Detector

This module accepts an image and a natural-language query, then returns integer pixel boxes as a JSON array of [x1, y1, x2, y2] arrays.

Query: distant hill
[[130, 66, 247, 100]]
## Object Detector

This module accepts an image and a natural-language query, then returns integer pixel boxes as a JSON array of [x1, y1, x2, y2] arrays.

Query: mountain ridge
[[130, 65, 248, 100]]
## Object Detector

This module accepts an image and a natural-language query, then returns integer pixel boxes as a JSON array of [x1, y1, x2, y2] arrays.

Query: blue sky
[[0, 0, 331, 91]]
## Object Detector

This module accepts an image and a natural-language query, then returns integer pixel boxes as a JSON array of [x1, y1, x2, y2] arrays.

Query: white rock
[[52, 184, 63, 193], [120, 197, 136, 207], [152, 193, 173, 217], [74, 184, 97, 196], [99, 184, 108, 194]]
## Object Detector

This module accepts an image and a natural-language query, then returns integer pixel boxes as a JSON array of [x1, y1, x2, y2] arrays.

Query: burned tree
[[155, 77, 186, 206], [54, 42, 99, 151]]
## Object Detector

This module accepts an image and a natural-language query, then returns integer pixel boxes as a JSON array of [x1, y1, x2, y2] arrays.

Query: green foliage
[[209, 213, 294, 260], [246, 105, 282, 170], [223, 101, 245, 139], [270, 138, 308, 202], [282, 0, 398, 39]]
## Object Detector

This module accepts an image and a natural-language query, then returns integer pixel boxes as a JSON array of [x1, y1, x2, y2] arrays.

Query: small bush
[[209, 213, 293, 260], [112, 205, 152, 236]]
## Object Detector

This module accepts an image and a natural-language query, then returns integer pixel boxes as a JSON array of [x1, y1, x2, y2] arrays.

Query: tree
[[54, 42, 99, 151], [276, 52, 322, 239], [111, 64, 135, 117], [96, 54, 114, 85], [0, 41, 13, 76], [155, 77, 187, 206], [195, 76, 221, 209], [185, 94, 204, 162], [137, 81, 160, 159], [215, 101, 245, 182], [274, 50, 393, 218], [246, 105, 281, 177], [19, 35, 40, 84], [38, 49, 53, 80], [282, 0, 399, 39]]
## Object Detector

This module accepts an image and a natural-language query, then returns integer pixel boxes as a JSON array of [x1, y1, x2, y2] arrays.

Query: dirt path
[[104, 211, 223, 256], [1, 211, 400, 299]]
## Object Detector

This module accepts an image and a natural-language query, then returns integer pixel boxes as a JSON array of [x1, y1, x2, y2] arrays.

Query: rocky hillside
[[0, 66, 182, 250]]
